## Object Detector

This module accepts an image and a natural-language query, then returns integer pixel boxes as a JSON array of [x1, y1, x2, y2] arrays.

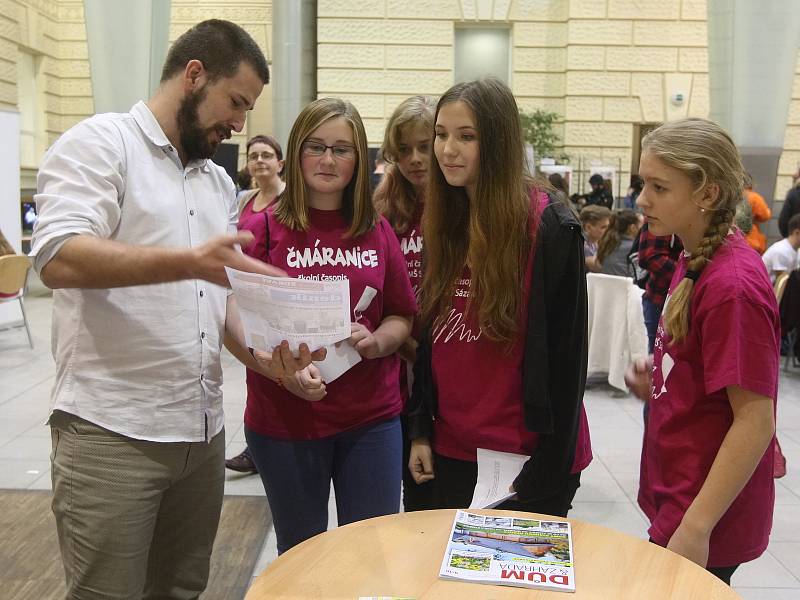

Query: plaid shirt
[[637, 224, 683, 307]]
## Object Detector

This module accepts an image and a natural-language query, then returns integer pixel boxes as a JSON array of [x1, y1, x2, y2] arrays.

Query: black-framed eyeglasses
[[302, 141, 356, 160], [247, 151, 277, 162]]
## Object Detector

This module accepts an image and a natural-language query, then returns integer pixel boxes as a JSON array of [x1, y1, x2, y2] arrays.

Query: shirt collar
[[130, 101, 210, 172]]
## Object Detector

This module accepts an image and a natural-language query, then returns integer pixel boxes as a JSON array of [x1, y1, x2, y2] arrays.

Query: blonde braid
[[664, 207, 733, 343]]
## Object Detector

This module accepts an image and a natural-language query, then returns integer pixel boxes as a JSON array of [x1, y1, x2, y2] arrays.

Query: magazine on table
[[439, 510, 575, 593]]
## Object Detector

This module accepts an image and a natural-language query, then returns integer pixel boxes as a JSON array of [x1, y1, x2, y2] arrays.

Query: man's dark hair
[[160, 19, 269, 84], [788, 212, 800, 235], [589, 173, 604, 186]]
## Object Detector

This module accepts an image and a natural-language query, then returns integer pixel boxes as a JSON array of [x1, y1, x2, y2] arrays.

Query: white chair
[[0, 254, 34, 348], [586, 272, 648, 391]]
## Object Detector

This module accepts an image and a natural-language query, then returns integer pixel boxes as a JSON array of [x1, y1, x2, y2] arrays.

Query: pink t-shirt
[[244, 207, 417, 440], [238, 193, 268, 258], [395, 204, 424, 404], [638, 232, 780, 567], [430, 193, 592, 473]]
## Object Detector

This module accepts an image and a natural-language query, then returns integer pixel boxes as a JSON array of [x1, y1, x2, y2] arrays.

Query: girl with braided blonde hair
[[626, 118, 779, 585]]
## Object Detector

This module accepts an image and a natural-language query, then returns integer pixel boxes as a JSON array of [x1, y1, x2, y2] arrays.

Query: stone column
[[83, 0, 171, 114]]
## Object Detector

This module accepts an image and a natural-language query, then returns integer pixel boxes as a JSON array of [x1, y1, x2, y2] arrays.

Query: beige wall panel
[[386, 0, 462, 19], [0, 58, 15, 84], [605, 46, 677, 72], [57, 21, 85, 41], [0, 15, 20, 42], [777, 150, 800, 177], [783, 125, 800, 151], [687, 72, 708, 117], [514, 72, 566, 97], [386, 45, 452, 70], [318, 19, 453, 45], [0, 0, 17, 20], [632, 72, 664, 121], [59, 77, 91, 96], [566, 45, 605, 70], [678, 47, 707, 72], [565, 121, 632, 146], [513, 22, 567, 48], [514, 47, 566, 72], [565, 96, 603, 121], [792, 75, 800, 99], [60, 95, 92, 114], [318, 0, 385, 18], [0, 78, 15, 105], [0, 37, 16, 62], [788, 100, 800, 126], [603, 97, 642, 122], [568, 0, 607, 19], [58, 40, 87, 60], [567, 70, 630, 96], [775, 175, 794, 200], [508, 0, 568, 21], [568, 19, 632, 46], [601, 146, 633, 166], [516, 96, 565, 116], [608, 0, 680, 20], [318, 44, 384, 69], [171, 4, 270, 24], [633, 20, 706, 47], [337, 93, 385, 118], [680, 0, 707, 20], [362, 117, 386, 144], [51, 59, 89, 78], [318, 68, 451, 95]]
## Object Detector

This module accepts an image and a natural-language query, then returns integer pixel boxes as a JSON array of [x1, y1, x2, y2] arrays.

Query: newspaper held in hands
[[225, 267, 351, 353], [313, 286, 378, 383], [469, 449, 529, 509]]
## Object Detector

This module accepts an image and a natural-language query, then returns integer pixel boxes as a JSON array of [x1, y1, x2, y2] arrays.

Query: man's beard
[[176, 87, 226, 161]]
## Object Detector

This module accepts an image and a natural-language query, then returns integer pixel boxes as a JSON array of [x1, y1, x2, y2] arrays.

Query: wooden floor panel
[[0, 490, 271, 600]]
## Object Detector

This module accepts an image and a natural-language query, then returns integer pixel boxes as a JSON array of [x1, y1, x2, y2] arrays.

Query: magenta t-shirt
[[430, 192, 592, 472], [395, 204, 424, 404], [638, 232, 780, 567], [244, 207, 417, 440], [238, 194, 268, 259]]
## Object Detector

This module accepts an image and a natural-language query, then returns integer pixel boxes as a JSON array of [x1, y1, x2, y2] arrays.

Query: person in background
[[778, 167, 800, 238], [627, 118, 778, 586], [579, 205, 611, 273], [225, 134, 286, 475], [406, 78, 592, 517], [235, 166, 252, 198], [585, 173, 614, 209], [624, 174, 643, 210], [548, 172, 569, 205], [242, 97, 416, 554], [635, 221, 683, 353], [595, 209, 642, 277], [762, 212, 800, 284], [373, 95, 437, 511], [742, 173, 771, 254]]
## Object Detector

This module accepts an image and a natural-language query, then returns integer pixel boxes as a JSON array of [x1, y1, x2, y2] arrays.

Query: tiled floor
[[1, 291, 799, 598]]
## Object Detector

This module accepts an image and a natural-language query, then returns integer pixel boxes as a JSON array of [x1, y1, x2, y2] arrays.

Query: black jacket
[[406, 201, 589, 503], [778, 185, 800, 238]]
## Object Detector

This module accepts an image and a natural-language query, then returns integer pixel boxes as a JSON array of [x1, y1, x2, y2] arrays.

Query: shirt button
[[189, 209, 195, 216], [167, 145, 173, 152], [200, 374, 205, 381], [201, 332, 206, 339], [199, 290, 204, 297]]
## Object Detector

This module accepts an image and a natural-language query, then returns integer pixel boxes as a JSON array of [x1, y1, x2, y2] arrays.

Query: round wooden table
[[246, 509, 742, 599]]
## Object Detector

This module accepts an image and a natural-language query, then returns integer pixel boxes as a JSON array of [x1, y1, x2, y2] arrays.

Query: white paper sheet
[[226, 267, 351, 353], [468, 448, 530, 509]]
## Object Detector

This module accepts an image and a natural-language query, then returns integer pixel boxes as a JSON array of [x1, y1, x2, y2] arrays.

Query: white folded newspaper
[[469, 448, 530, 509], [226, 267, 351, 353]]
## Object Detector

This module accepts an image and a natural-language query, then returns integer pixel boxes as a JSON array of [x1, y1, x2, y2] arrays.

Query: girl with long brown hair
[[373, 95, 437, 511], [406, 78, 592, 516], [626, 118, 779, 585]]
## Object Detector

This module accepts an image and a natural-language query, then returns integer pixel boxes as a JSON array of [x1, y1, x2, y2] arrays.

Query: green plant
[[518, 109, 562, 160]]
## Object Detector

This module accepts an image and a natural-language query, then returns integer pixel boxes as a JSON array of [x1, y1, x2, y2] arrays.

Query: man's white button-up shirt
[[31, 101, 237, 442]]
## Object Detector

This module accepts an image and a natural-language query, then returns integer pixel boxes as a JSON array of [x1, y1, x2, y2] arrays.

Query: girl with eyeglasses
[[406, 78, 592, 516], [242, 98, 417, 554]]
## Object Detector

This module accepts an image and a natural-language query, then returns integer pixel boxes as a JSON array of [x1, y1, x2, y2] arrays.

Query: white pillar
[[83, 0, 172, 114], [708, 0, 800, 207], [271, 0, 317, 148]]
